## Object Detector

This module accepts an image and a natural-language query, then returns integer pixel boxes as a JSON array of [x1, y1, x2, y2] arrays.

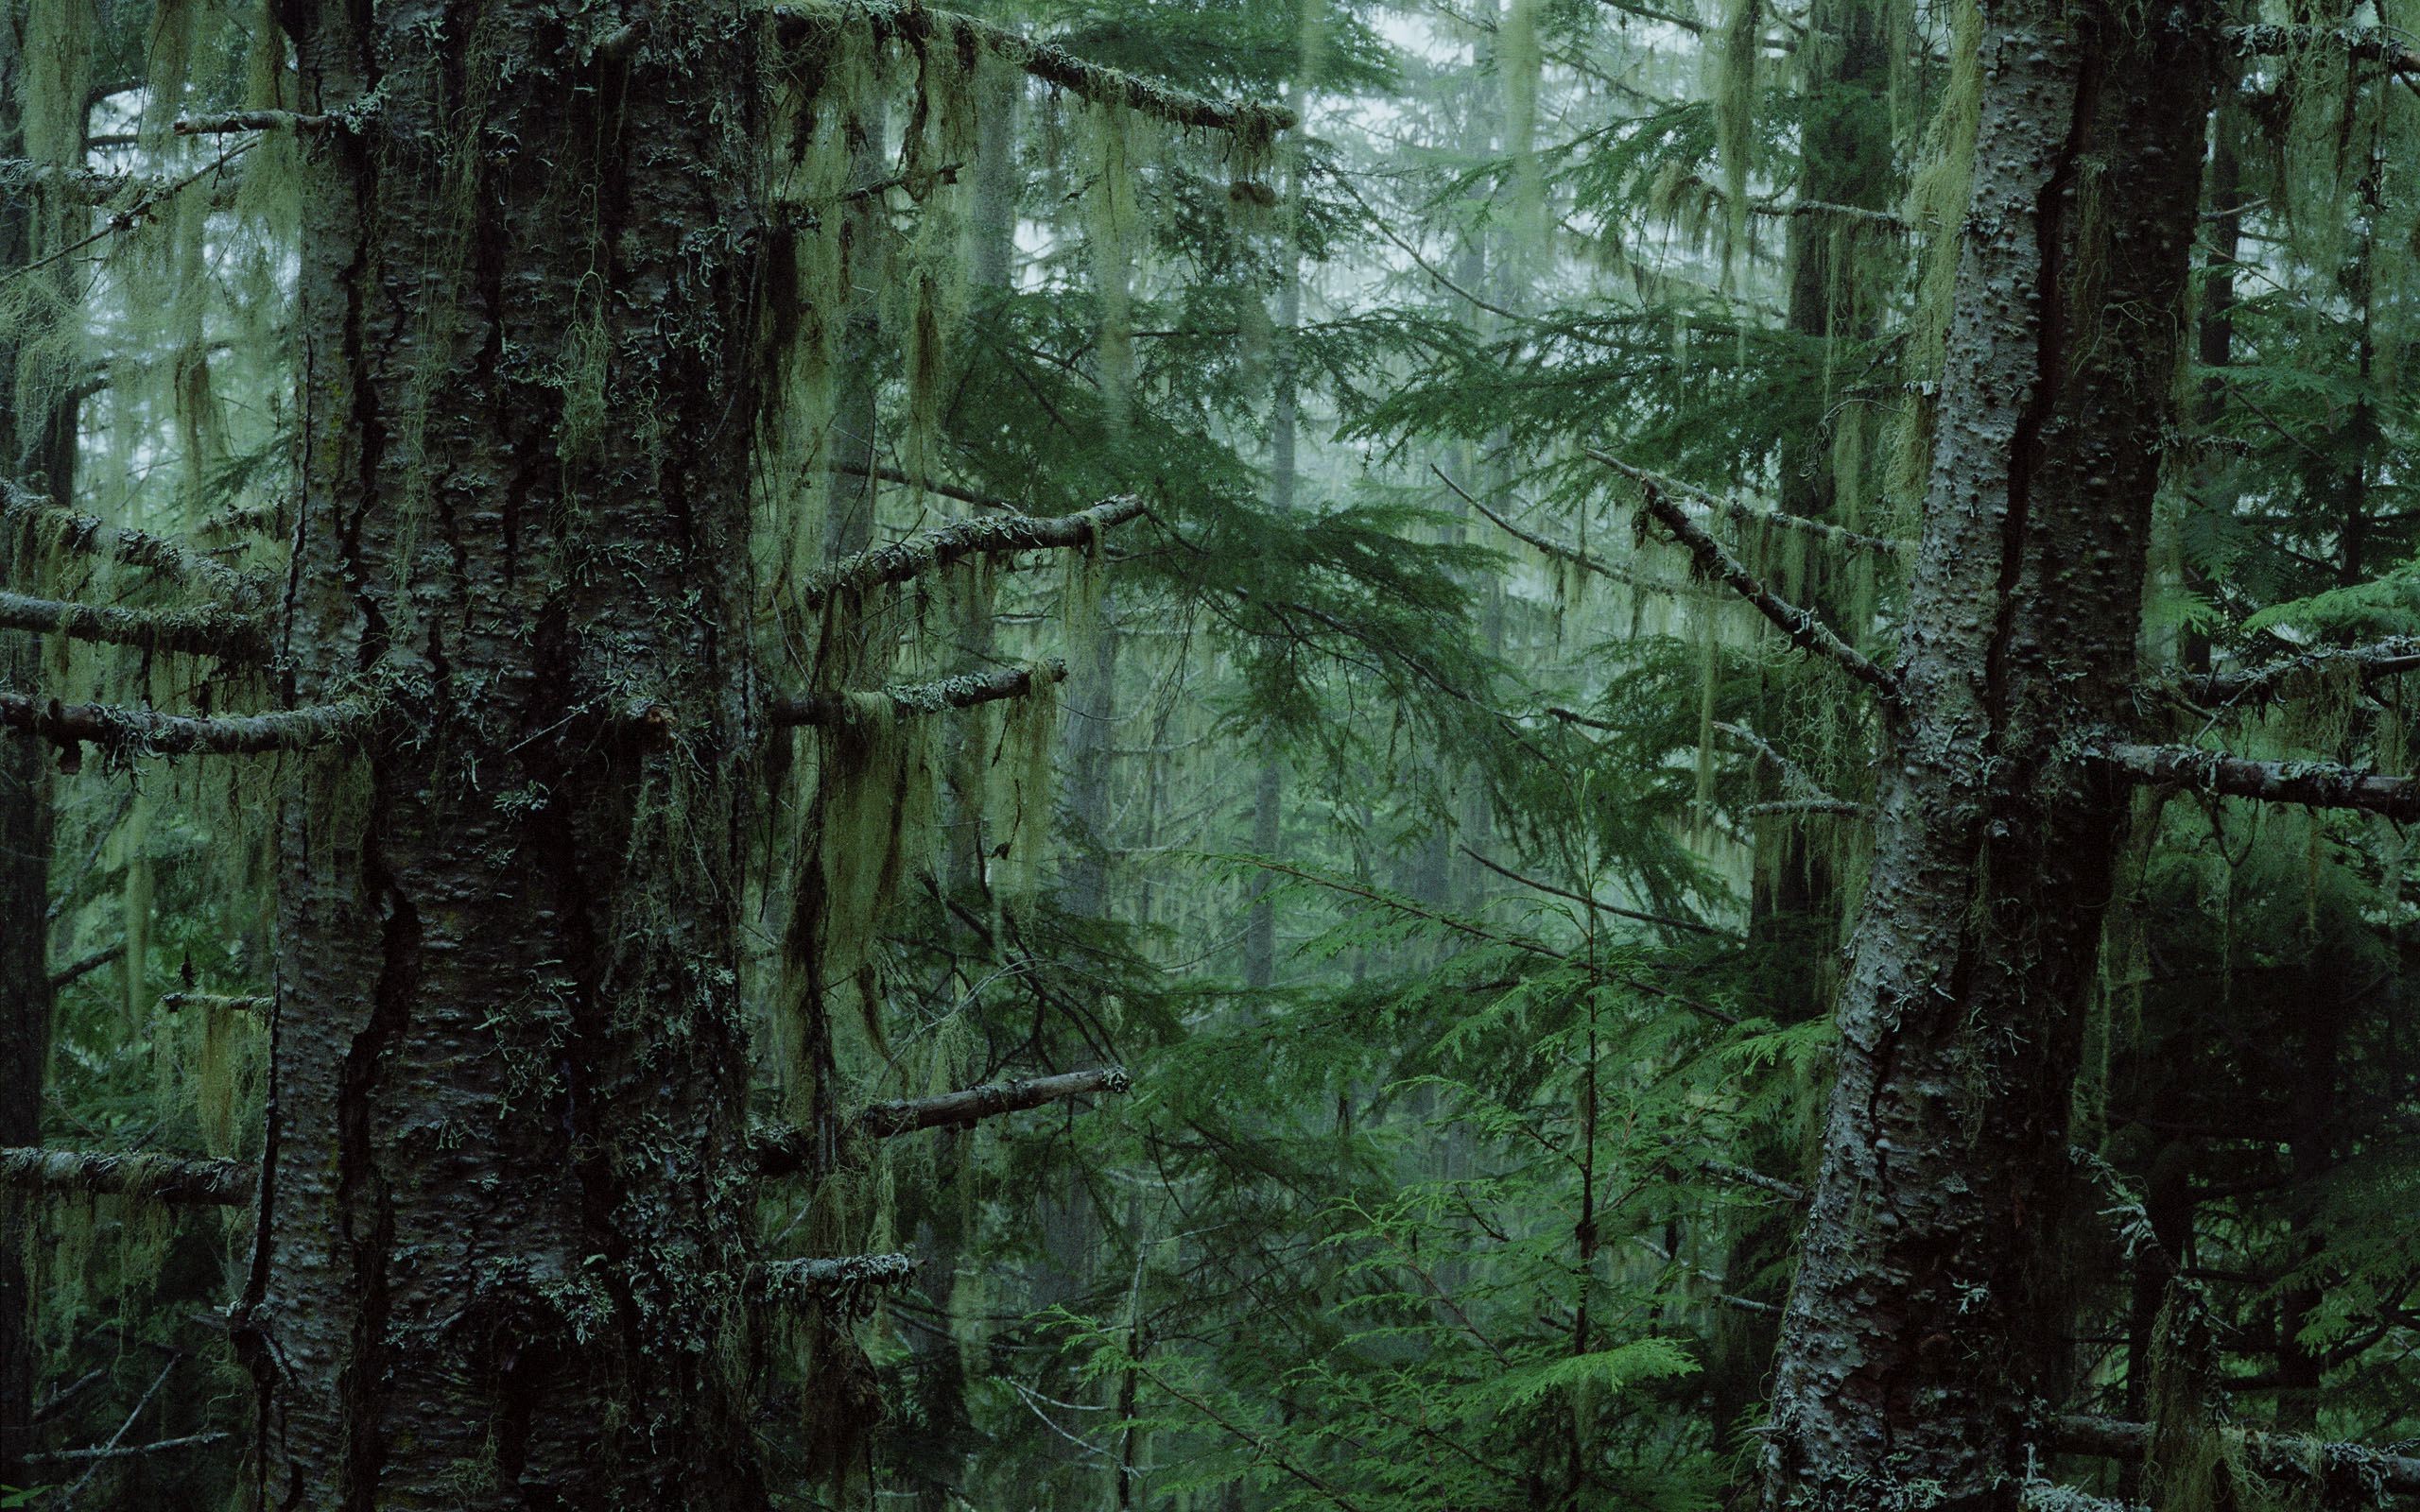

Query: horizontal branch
[[2049, 1414, 2420, 1496], [0, 690, 374, 764], [49, 941, 123, 989], [0, 1146, 252, 1205], [1625, 477, 1903, 704], [2228, 22, 2420, 75], [754, 1253, 917, 1314], [803, 495, 1146, 610], [1740, 798, 1869, 818], [1701, 1159, 1807, 1203], [1, 482, 272, 607], [834, 461, 1011, 513], [2101, 743, 2420, 821], [0, 589, 269, 661], [769, 659, 1068, 729], [771, 3, 1297, 139], [1586, 452, 1908, 558], [172, 109, 337, 135], [2181, 636, 2420, 705], [25, 1430, 233, 1467], [1432, 465, 1691, 596], [857, 1065, 1131, 1140], [160, 991, 271, 1014]]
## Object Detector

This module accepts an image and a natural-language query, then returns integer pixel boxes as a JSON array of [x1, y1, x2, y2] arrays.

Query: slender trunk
[[237, 1, 771, 1502], [1242, 266, 1298, 990], [1759, 8, 2220, 1506]]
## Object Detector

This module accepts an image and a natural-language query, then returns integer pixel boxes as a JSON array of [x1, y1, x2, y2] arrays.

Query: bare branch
[[49, 941, 123, 990], [754, 1253, 917, 1315], [1587, 452, 1908, 558], [769, 659, 1067, 729], [26, 1431, 233, 1467], [832, 461, 1011, 513], [770, 3, 1296, 139], [0, 1147, 253, 1205], [2179, 635, 2420, 706], [1432, 465, 1690, 595], [1701, 1159, 1807, 1204], [1, 481, 272, 607], [1741, 798, 1869, 818], [1457, 844, 1733, 937], [0, 589, 269, 661], [0, 690, 374, 764], [1624, 477, 1902, 703], [2101, 742, 2420, 821], [857, 1066, 1131, 1140], [2049, 1414, 2420, 1497], [160, 991, 271, 1015], [803, 495, 1146, 610], [172, 109, 337, 135]]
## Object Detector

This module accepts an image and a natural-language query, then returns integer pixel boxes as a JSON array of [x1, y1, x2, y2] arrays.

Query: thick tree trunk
[[234, 0, 772, 1503], [1758, 7, 2221, 1508]]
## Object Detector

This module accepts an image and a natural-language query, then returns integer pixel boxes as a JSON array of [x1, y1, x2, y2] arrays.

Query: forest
[[0, 0, 2415, 1507]]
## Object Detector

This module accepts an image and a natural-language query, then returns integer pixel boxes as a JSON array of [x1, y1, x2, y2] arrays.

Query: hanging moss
[[1886, 0, 1979, 514], [1707, 0, 1762, 288]]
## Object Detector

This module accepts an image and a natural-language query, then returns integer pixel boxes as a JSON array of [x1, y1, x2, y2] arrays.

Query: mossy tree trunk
[[1757, 5, 2221, 1507], [233, 0, 773, 1502]]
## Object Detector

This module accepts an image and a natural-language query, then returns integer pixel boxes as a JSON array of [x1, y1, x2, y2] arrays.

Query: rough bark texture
[[1757, 6, 2221, 1508], [235, 0, 772, 1503]]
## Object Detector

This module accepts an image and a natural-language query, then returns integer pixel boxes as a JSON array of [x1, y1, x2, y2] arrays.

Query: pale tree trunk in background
[[830, 94, 887, 563], [0, 17, 78, 1488], [236, 0, 771, 1501], [1242, 265, 1298, 991], [1759, 6, 2220, 1507]]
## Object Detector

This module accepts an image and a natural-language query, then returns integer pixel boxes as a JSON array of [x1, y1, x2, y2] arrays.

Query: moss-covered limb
[[0, 482, 272, 608], [0, 589, 269, 661], [1741, 798, 1869, 819], [1431, 465, 1690, 595], [0, 690, 375, 760], [2048, 1415, 2420, 1496], [857, 1066, 1131, 1140], [160, 991, 271, 1015], [769, 660, 1068, 728], [171, 109, 338, 135], [0, 1147, 253, 1205], [1588, 452, 1909, 558], [2228, 23, 2420, 80], [1629, 480, 1902, 704], [1701, 1160, 1807, 1204], [803, 496, 1147, 610], [2180, 636, 2420, 706], [754, 1254, 917, 1313], [0, 157, 248, 209], [25, 1431, 235, 1467], [2100, 743, 2420, 820], [769, 2, 1296, 139]]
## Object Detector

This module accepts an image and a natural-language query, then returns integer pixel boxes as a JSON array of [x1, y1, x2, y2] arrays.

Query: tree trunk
[[1758, 7, 2221, 1507], [235, 0, 772, 1503], [1242, 264, 1298, 991]]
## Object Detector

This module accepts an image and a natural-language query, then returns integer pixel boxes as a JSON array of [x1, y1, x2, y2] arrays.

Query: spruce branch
[[2227, 24, 2420, 97], [0, 143, 260, 290], [832, 461, 1011, 513], [160, 992, 272, 1015], [1432, 465, 1691, 595], [770, 3, 1296, 138], [0, 689, 375, 764], [1620, 475, 1903, 704], [0, 1147, 253, 1205], [2100, 742, 2420, 821], [753, 1067, 1130, 1177], [754, 1253, 917, 1315], [802, 495, 1145, 610], [2177, 635, 2420, 706], [1586, 452, 1908, 558], [48, 941, 124, 989], [2048, 1415, 2420, 1496], [0, 589, 270, 662], [172, 109, 340, 135], [769, 659, 1067, 728], [26, 1431, 234, 1467], [1, 481, 274, 607]]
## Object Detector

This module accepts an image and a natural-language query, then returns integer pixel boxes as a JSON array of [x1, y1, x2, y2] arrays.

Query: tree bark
[[1758, 6, 2221, 1507], [234, 0, 773, 1503]]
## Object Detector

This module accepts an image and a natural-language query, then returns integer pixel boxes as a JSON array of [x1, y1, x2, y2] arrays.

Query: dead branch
[[172, 110, 338, 134], [1701, 1159, 1807, 1203], [769, 659, 1068, 729], [0, 691, 373, 764], [2049, 1414, 2420, 1497], [1625, 477, 1902, 703], [832, 461, 1012, 513], [754, 1253, 917, 1315], [2181, 636, 2420, 706], [0, 589, 269, 661], [857, 1066, 1132, 1140], [1, 482, 272, 607], [49, 942, 123, 990], [803, 495, 1146, 610], [770, 3, 1297, 139], [26, 1431, 233, 1467], [0, 1147, 253, 1205], [159, 992, 271, 1015], [2101, 742, 2420, 821], [1431, 465, 1692, 595], [1588, 452, 1908, 558]]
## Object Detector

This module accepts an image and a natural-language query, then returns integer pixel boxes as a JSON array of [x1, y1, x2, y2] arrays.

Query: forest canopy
[[0, 0, 2416, 1508]]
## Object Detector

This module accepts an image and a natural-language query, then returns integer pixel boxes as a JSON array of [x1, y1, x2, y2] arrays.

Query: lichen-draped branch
[[2179, 635, 2420, 706], [26, 1432, 235, 1467], [2049, 1414, 2420, 1496], [2227, 24, 2420, 96], [0, 1147, 253, 1205], [0, 589, 269, 661], [172, 109, 339, 135], [754, 1254, 917, 1315], [802, 495, 1147, 610], [769, 659, 1068, 729], [160, 991, 272, 1014], [1588, 451, 1908, 558], [1624, 479, 1903, 703], [0, 689, 375, 761], [1, 481, 272, 607], [769, 2, 1298, 140], [2101, 742, 2420, 820]]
